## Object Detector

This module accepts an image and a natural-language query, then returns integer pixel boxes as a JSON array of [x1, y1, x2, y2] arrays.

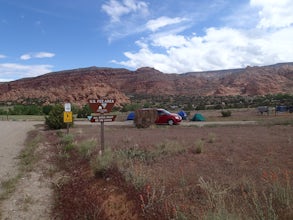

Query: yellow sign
[[63, 111, 73, 123]]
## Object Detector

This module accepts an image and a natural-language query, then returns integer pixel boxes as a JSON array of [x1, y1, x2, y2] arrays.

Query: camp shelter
[[191, 113, 205, 121], [127, 112, 135, 120], [177, 110, 187, 120]]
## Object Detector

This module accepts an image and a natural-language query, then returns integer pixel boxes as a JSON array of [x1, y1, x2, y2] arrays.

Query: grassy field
[[0, 115, 46, 121]]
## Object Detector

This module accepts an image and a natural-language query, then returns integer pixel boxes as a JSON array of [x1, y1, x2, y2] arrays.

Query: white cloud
[[151, 34, 188, 49], [250, 0, 293, 29], [0, 63, 53, 81], [102, 0, 148, 22], [0, 54, 6, 59], [116, 1, 293, 73], [20, 52, 55, 60], [35, 52, 55, 58], [20, 54, 32, 60], [146, 16, 187, 32]]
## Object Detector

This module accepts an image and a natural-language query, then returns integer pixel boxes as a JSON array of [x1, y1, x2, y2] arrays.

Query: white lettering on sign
[[91, 115, 117, 122], [88, 99, 115, 104], [88, 98, 116, 113], [98, 99, 115, 103]]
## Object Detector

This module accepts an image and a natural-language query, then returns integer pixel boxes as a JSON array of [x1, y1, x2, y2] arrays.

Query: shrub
[[45, 104, 69, 129], [221, 110, 232, 117], [121, 103, 141, 112], [91, 149, 114, 177], [60, 134, 75, 152], [42, 105, 53, 115], [191, 140, 204, 154], [77, 139, 97, 159], [0, 109, 8, 115], [9, 105, 42, 115], [77, 104, 92, 118]]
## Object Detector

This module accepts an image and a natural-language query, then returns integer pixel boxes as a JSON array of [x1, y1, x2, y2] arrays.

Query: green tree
[[42, 105, 53, 115], [121, 103, 141, 112], [45, 104, 68, 129], [77, 104, 92, 118], [8, 105, 42, 115]]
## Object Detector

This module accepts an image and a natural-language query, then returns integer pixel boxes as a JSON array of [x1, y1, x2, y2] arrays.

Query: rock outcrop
[[0, 63, 293, 106]]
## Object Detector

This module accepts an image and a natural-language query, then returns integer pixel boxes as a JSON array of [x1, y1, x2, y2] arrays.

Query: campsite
[[9, 107, 290, 220], [0, 107, 292, 219]]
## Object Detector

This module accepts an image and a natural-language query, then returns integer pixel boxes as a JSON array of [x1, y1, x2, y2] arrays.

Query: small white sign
[[64, 103, 71, 112]]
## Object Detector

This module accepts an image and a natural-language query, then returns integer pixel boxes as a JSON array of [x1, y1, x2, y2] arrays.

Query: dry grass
[[49, 111, 293, 219]]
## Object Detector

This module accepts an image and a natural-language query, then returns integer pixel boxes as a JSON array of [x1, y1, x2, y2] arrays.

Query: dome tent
[[177, 110, 187, 120], [126, 112, 135, 120], [191, 113, 205, 121]]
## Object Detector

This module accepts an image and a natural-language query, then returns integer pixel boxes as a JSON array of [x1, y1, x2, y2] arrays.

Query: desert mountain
[[0, 63, 293, 106]]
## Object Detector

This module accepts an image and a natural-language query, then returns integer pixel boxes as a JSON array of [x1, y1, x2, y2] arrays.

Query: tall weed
[[91, 149, 114, 177], [77, 139, 97, 159]]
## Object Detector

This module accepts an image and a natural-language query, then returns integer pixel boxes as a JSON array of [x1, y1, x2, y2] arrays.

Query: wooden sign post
[[88, 98, 116, 154]]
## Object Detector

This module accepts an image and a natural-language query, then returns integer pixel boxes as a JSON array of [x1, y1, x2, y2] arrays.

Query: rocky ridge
[[0, 63, 293, 106]]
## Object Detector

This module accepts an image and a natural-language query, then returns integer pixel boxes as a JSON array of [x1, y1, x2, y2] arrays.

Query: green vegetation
[[127, 93, 293, 111], [60, 134, 75, 152], [76, 104, 92, 118], [42, 105, 53, 115], [0, 105, 42, 115], [1, 93, 292, 119], [120, 103, 142, 112], [77, 139, 97, 159], [91, 149, 115, 177], [45, 104, 73, 129]]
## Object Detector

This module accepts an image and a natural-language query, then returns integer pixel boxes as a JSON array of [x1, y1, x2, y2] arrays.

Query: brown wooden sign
[[91, 115, 116, 122], [88, 98, 116, 113]]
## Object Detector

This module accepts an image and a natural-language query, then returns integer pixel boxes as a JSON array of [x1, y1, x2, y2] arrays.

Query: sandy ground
[[0, 121, 37, 183], [0, 121, 52, 220]]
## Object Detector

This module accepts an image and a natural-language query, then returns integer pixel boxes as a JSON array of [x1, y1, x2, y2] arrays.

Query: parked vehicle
[[155, 108, 182, 125]]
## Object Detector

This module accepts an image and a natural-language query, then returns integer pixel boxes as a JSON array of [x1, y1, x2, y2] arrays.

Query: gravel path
[[0, 121, 53, 220], [0, 121, 37, 183]]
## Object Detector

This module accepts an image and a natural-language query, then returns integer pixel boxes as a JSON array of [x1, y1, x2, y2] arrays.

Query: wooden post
[[66, 123, 69, 135], [100, 120, 105, 154]]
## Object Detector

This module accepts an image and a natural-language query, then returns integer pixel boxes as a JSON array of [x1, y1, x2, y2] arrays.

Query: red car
[[155, 108, 182, 125]]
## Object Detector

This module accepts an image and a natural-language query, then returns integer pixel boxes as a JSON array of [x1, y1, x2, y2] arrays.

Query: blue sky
[[1, 0, 293, 81]]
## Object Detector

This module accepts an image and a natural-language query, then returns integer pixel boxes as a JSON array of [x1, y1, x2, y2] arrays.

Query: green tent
[[191, 113, 205, 121]]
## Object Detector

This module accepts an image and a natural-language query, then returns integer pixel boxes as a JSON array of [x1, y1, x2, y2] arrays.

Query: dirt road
[[0, 121, 37, 183], [0, 121, 53, 220]]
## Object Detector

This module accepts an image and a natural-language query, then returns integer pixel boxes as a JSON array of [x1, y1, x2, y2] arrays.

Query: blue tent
[[127, 112, 135, 120], [178, 110, 187, 120]]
